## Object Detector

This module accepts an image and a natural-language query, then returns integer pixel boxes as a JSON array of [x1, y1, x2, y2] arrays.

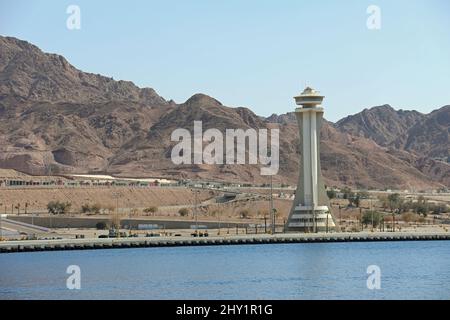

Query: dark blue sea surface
[[1, 241, 449, 299]]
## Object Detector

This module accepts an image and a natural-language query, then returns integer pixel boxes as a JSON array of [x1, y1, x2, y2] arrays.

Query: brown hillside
[[0, 36, 448, 189]]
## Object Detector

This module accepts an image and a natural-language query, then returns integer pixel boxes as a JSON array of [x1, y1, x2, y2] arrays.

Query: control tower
[[285, 87, 335, 232]]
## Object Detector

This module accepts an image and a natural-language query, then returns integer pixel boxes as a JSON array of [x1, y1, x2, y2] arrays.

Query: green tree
[[378, 195, 389, 211], [353, 195, 361, 208], [327, 189, 336, 199], [81, 203, 101, 214], [362, 211, 383, 228], [341, 187, 353, 200], [341, 187, 358, 206], [47, 201, 72, 215], [178, 208, 189, 217], [387, 193, 402, 212], [414, 196, 428, 217]]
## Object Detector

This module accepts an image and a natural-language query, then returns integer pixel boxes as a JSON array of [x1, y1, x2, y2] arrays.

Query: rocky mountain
[[335, 103, 450, 186], [0, 36, 168, 106], [0, 35, 448, 189], [336, 105, 426, 147], [401, 106, 450, 159], [0, 36, 175, 174], [336, 104, 449, 159]]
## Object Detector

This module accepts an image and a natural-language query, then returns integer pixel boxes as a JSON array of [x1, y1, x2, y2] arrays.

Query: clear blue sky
[[1, 0, 449, 121]]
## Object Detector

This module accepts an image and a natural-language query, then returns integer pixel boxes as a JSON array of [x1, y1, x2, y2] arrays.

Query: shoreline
[[1, 231, 449, 254]]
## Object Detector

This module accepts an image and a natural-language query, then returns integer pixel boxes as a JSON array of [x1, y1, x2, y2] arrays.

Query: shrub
[[387, 193, 403, 212], [95, 222, 108, 230], [357, 191, 370, 199], [401, 212, 419, 223], [430, 203, 448, 215], [91, 203, 101, 214], [239, 209, 250, 219], [341, 187, 353, 200], [81, 203, 102, 214], [144, 206, 158, 215], [178, 208, 189, 217], [362, 211, 383, 228], [47, 201, 71, 215], [327, 190, 336, 199]]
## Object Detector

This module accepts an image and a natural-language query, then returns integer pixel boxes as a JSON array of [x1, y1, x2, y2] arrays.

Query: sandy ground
[[0, 187, 215, 213]]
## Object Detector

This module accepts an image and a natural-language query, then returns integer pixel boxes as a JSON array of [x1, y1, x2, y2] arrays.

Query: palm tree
[[15, 203, 21, 215]]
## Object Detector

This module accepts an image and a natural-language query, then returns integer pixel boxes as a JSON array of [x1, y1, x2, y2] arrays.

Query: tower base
[[285, 206, 335, 232]]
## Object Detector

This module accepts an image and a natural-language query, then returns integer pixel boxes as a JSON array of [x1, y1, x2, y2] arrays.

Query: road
[[0, 217, 50, 235]]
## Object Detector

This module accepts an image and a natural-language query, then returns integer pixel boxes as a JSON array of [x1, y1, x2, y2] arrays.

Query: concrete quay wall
[[1, 232, 449, 254]]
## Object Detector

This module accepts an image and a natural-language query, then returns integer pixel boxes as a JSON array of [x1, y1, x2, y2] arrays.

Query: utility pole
[[0, 202, 2, 240], [360, 207, 363, 231], [264, 215, 267, 234], [338, 205, 342, 230], [370, 198, 374, 231], [392, 211, 395, 232], [195, 190, 199, 232], [371, 210, 374, 231], [270, 175, 275, 234], [112, 191, 121, 237], [30, 201, 34, 226], [217, 210, 221, 235]]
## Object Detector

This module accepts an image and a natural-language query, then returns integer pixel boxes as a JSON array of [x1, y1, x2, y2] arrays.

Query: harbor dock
[[1, 231, 449, 253]]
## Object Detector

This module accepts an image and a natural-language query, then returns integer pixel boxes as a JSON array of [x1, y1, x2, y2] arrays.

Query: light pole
[[360, 207, 363, 231], [112, 191, 122, 237], [338, 205, 342, 229], [264, 215, 267, 234], [194, 190, 199, 232], [217, 210, 221, 235], [392, 210, 395, 232], [270, 175, 275, 234], [0, 202, 2, 240], [369, 198, 374, 231]]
